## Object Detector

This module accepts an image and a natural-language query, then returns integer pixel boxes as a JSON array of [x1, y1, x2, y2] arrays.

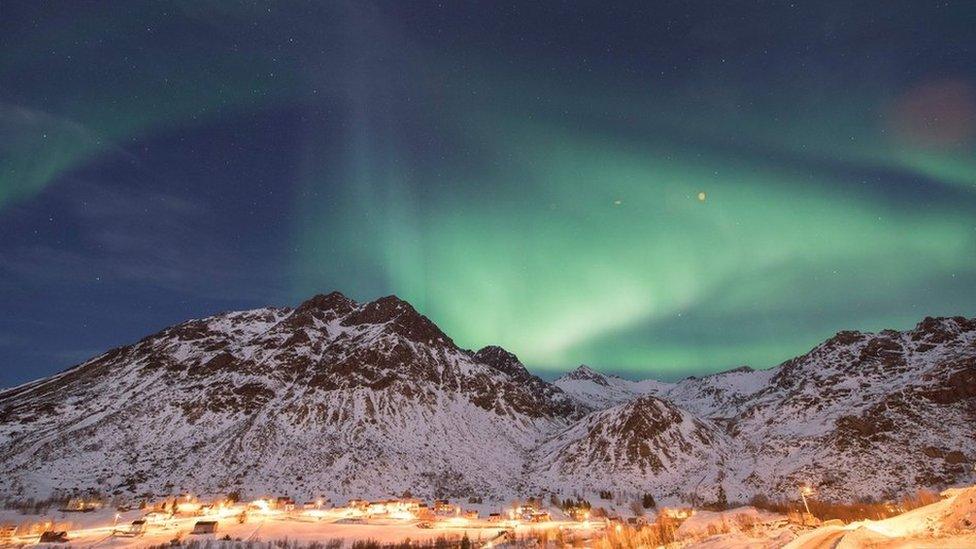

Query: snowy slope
[[784, 485, 976, 548], [532, 395, 731, 501], [0, 293, 973, 504], [555, 364, 775, 418], [0, 292, 585, 501], [551, 365, 671, 409]]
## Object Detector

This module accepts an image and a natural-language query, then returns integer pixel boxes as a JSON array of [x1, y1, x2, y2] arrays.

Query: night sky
[[2, 2, 975, 387]]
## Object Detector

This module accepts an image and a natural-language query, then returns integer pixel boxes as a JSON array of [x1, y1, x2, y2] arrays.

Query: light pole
[[798, 485, 814, 516]]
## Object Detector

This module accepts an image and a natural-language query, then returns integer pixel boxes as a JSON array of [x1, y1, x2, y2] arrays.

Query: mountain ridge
[[0, 294, 972, 504]]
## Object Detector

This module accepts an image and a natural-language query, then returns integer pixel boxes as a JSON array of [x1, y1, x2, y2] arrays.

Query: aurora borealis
[[1, 2, 975, 386]]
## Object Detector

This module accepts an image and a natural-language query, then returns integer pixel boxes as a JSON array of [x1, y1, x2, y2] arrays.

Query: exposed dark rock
[[342, 295, 454, 347], [473, 346, 530, 378]]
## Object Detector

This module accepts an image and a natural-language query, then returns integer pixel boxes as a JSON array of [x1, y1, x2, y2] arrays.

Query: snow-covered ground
[[782, 486, 976, 549], [2, 486, 973, 547], [0, 504, 598, 548], [675, 485, 976, 549]]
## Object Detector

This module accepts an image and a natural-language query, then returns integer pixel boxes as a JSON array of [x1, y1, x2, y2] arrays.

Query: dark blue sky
[[2, 2, 975, 386]]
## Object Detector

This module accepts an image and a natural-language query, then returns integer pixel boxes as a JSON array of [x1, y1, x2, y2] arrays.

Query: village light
[[251, 499, 271, 514]]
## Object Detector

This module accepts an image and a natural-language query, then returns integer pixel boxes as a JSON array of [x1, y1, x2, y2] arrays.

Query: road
[[784, 526, 847, 549]]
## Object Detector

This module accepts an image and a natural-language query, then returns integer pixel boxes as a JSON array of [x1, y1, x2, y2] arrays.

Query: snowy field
[[670, 485, 976, 548]]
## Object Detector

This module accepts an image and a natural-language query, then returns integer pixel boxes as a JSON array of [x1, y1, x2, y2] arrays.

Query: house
[[247, 499, 272, 513], [529, 511, 551, 523], [175, 501, 202, 515], [275, 497, 296, 511], [567, 507, 591, 522], [114, 520, 147, 537], [142, 512, 168, 524], [347, 499, 369, 511], [39, 531, 69, 543], [61, 499, 101, 512], [364, 498, 422, 518], [434, 500, 456, 514], [190, 520, 218, 535], [366, 500, 386, 515], [487, 513, 503, 523], [400, 498, 424, 510], [463, 510, 479, 520], [660, 507, 694, 520]]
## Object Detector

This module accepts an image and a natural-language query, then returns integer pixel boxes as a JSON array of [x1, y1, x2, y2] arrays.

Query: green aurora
[[294, 96, 976, 374], [2, 2, 975, 381]]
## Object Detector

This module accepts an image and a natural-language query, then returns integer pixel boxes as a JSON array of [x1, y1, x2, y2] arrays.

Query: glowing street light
[[798, 484, 815, 515]]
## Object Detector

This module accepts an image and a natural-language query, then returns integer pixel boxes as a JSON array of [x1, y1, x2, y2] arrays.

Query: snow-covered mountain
[[532, 395, 731, 499], [728, 318, 976, 500], [552, 317, 976, 501], [550, 365, 671, 410], [0, 293, 973, 504], [0, 292, 585, 501], [553, 364, 773, 417]]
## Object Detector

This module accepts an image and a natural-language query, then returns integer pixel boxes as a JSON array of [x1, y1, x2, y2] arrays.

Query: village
[[0, 493, 609, 548], [2, 485, 975, 548]]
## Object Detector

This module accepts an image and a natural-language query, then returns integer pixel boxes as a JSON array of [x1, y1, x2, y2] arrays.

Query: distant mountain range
[[0, 292, 973, 504]]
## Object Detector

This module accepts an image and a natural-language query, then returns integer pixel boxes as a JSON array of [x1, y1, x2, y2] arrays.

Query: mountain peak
[[342, 295, 455, 347], [704, 365, 755, 377], [296, 291, 357, 314], [281, 291, 358, 329], [1, 307, 973, 502], [910, 316, 976, 344], [473, 346, 530, 378], [558, 364, 610, 386], [613, 394, 687, 430]]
